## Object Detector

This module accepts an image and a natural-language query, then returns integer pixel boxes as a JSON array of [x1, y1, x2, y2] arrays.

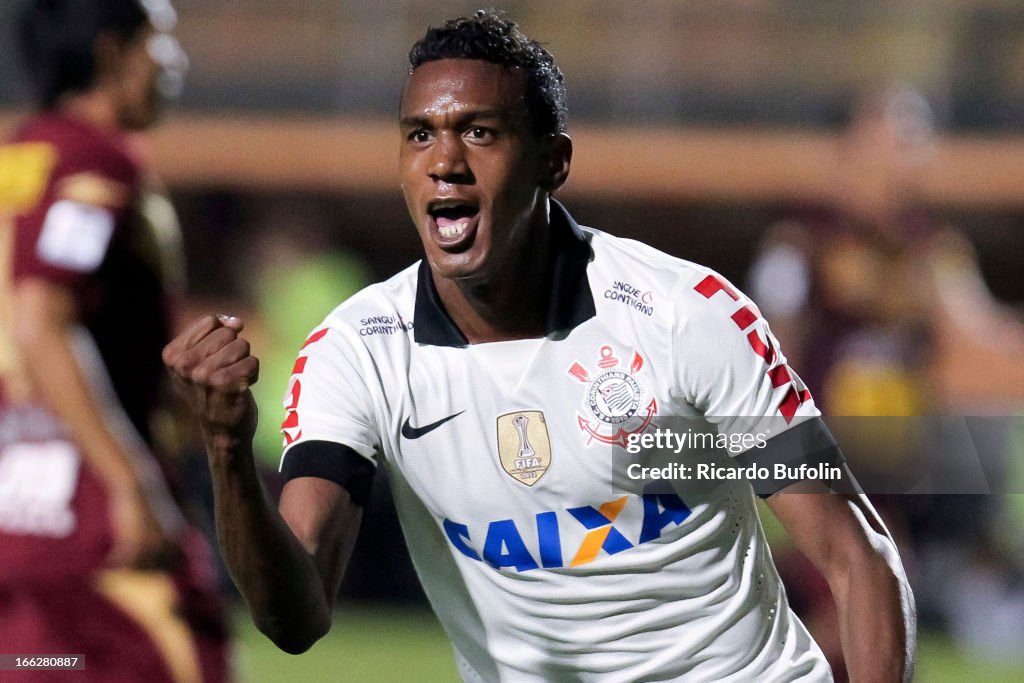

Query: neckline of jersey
[[412, 200, 596, 348]]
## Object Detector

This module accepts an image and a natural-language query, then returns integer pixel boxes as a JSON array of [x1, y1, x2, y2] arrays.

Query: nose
[[429, 132, 471, 183]]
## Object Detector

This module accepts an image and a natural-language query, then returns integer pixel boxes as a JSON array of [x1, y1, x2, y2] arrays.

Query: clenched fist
[[163, 314, 260, 444]]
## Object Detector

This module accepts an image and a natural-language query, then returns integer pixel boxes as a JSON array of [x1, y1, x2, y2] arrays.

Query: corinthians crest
[[496, 411, 552, 486], [568, 345, 657, 447]]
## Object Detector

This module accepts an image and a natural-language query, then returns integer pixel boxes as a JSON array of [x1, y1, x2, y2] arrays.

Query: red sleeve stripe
[[694, 274, 739, 301], [768, 365, 792, 388], [746, 329, 776, 365], [300, 328, 329, 349], [730, 305, 758, 331]]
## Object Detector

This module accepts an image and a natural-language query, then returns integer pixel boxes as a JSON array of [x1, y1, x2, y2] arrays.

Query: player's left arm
[[674, 270, 915, 680], [766, 484, 915, 683]]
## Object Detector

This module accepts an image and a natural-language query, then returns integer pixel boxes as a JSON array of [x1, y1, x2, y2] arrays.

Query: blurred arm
[[767, 483, 915, 682], [13, 277, 179, 566], [928, 229, 1024, 409]]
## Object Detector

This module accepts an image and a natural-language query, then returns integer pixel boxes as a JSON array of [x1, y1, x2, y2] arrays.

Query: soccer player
[[165, 11, 915, 682], [0, 1, 226, 681]]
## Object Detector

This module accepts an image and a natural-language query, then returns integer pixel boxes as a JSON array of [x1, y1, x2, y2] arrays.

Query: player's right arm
[[163, 314, 363, 654]]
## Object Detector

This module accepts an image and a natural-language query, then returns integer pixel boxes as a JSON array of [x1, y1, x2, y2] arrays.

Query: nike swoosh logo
[[401, 411, 464, 439]]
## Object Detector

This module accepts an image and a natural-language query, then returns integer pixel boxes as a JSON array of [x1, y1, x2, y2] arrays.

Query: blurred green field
[[231, 604, 1024, 682], [232, 604, 457, 682]]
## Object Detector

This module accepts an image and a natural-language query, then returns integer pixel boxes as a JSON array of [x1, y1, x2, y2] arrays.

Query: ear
[[540, 133, 573, 193]]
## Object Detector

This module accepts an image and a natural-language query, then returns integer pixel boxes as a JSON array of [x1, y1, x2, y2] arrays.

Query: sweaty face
[[399, 59, 548, 283]]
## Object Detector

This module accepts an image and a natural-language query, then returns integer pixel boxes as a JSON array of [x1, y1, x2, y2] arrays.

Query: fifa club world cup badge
[[568, 345, 657, 447], [496, 411, 552, 486]]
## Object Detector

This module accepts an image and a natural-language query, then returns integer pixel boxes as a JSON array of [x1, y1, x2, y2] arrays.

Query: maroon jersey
[[6, 112, 178, 444], [0, 113, 226, 683]]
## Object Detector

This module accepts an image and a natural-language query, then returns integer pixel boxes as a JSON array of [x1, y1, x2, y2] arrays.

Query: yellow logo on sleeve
[[0, 143, 57, 216]]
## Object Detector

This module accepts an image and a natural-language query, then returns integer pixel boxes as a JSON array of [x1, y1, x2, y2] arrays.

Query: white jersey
[[280, 204, 832, 682]]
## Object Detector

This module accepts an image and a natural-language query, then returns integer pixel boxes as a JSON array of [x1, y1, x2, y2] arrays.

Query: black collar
[[413, 200, 596, 347]]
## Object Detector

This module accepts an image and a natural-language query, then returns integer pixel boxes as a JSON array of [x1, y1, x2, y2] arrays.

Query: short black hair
[[408, 9, 568, 137], [17, 0, 150, 109]]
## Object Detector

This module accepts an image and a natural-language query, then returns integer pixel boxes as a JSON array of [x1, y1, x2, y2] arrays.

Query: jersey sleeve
[[277, 325, 379, 504], [667, 270, 843, 489], [5, 137, 136, 290], [669, 270, 844, 496], [672, 269, 817, 429]]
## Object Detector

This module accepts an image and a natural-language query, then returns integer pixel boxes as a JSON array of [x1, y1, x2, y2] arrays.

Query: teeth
[[439, 221, 469, 239]]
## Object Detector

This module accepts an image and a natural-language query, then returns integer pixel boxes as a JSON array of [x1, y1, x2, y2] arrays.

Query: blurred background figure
[[750, 84, 1024, 678], [751, 84, 1024, 417], [750, 85, 938, 418], [0, 2, 227, 681]]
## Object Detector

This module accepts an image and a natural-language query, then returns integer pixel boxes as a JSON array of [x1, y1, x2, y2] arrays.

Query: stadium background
[[2, 1, 1024, 680]]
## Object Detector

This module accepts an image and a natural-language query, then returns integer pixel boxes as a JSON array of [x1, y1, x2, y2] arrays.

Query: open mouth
[[428, 201, 480, 247]]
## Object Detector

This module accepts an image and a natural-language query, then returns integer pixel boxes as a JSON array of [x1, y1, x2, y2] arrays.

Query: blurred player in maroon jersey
[[751, 84, 1024, 679], [0, 1, 227, 680]]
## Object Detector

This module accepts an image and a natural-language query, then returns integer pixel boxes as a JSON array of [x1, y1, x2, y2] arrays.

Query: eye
[[408, 129, 432, 143], [464, 127, 495, 143]]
